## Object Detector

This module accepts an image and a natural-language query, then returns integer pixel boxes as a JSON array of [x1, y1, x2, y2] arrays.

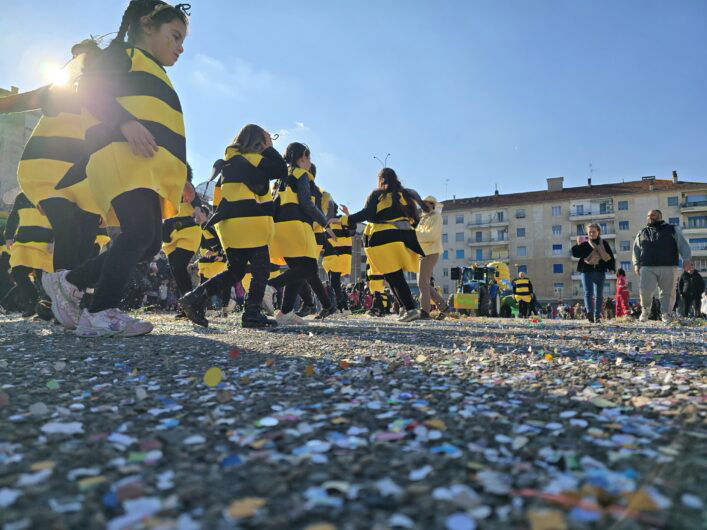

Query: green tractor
[[448, 261, 518, 317]]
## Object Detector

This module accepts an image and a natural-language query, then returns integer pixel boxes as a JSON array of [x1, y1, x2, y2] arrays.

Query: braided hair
[[377, 168, 419, 223], [110, 1, 190, 48]]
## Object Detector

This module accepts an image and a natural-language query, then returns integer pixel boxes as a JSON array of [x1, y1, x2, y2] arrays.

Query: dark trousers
[[682, 294, 703, 317], [0, 253, 11, 300], [66, 189, 162, 313], [40, 198, 100, 271], [518, 300, 530, 317], [269, 256, 330, 314], [384, 269, 415, 311], [10, 266, 40, 310], [200, 246, 269, 311], [200, 274, 231, 307], [168, 248, 194, 297], [329, 271, 347, 310]]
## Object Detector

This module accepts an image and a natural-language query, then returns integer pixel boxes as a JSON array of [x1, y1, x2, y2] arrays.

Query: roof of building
[[442, 179, 707, 211]]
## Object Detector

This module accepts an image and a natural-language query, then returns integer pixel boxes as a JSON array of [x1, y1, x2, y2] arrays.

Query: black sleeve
[[297, 176, 327, 227], [190, 193, 202, 209], [78, 46, 136, 130], [346, 191, 379, 225], [527, 281, 534, 294], [258, 147, 288, 180], [571, 242, 591, 259], [4, 198, 21, 240], [697, 273, 705, 293], [679, 274, 686, 293], [604, 240, 616, 271]]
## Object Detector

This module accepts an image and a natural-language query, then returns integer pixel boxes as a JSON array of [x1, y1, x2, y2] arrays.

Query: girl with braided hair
[[44, 0, 191, 337]]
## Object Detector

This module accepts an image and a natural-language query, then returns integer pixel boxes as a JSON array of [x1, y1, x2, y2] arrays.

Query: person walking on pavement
[[571, 223, 615, 323], [512, 271, 533, 318], [678, 262, 705, 318], [615, 268, 630, 317], [415, 195, 450, 320], [632, 209, 692, 323]]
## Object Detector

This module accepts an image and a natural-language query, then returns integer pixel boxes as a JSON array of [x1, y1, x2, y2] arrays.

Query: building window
[[599, 223, 608, 233], [443, 268, 449, 277], [619, 221, 629, 231], [618, 200, 628, 210], [553, 264, 564, 274], [620, 261, 631, 271], [475, 213, 482, 225], [443, 216, 448, 225], [516, 227, 526, 238], [442, 250, 449, 260], [443, 285, 449, 295], [552, 206, 561, 216], [552, 225, 562, 236], [518, 265, 528, 274], [668, 217, 679, 226], [689, 238, 707, 252], [516, 208, 525, 219], [517, 246, 527, 257], [576, 224, 585, 235], [475, 231, 482, 242], [552, 244, 563, 256], [475, 248, 483, 260], [442, 233, 448, 243], [455, 215, 464, 224], [497, 211, 504, 222], [687, 215, 707, 228], [455, 232, 464, 242], [455, 249, 465, 259], [554, 282, 564, 291], [619, 240, 630, 252], [667, 196, 678, 206]]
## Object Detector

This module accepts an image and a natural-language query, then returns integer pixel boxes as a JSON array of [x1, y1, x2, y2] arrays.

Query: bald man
[[632, 209, 692, 323]]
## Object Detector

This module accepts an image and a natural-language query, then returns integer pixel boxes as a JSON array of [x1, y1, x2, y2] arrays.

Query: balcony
[[467, 236, 510, 247], [682, 223, 707, 236], [569, 207, 615, 221], [681, 199, 707, 213], [467, 215, 509, 228], [572, 273, 617, 281], [690, 242, 707, 257], [569, 233, 615, 242]]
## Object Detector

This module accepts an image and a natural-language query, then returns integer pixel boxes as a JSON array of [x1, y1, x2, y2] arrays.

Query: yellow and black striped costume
[[162, 197, 201, 256], [209, 148, 275, 250], [342, 190, 424, 275], [18, 54, 102, 217], [322, 220, 353, 275], [72, 44, 186, 225], [312, 187, 329, 255], [241, 262, 284, 292], [270, 167, 319, 260], [197, 225, 227, 280], [512, 277, 532, 303], [5, 193, 53, 273], [366, 262, 385, 294]]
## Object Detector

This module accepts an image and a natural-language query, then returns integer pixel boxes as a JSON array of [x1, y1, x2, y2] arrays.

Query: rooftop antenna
[[444, 178, 450, 198], [373, 153, 390, 168]]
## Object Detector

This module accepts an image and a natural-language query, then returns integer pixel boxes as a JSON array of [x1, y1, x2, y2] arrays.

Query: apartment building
[[435, 175, 707, 303], [0, 86, 41, 215]]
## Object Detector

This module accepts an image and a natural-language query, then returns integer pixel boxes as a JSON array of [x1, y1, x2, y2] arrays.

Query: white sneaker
[[262, 286, 276, 316], [661, 313, 676, 324], [399, 309, 421, 322], [76, 308, 153, 338], [639, 312, 650, 322], [42, 270, 82, 329], [275, 310, 308, 326], [340, 309, 352, 316]]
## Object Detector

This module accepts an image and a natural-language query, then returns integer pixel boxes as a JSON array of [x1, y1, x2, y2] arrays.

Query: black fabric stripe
[[323, 245, 352, 257], [275, 203, 310, 224], [21, 136, 85, 163], [365, 229, 424, 255], [15, 227, 53, 244], [85, 120, 186, 164], [315, 232, 326, 245], [216, 198, 273, 220], [164, 216, 197, 234], [54, 158, 88, 190], [368, 274, 384, 281], [113, 71, 182, 113], [198, 256, 224, 264]]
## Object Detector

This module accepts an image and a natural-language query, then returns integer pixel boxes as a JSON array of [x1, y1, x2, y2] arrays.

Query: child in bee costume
[[322, 214, 355, 313], [1, 193, 53, 317], [337, 168, 424, 322], [42, 1, 192, 337], [180, 124, 288, 328], [162, 165, 202, 304], [268, 143, 335, 326], [191, 205, 230, 316], [0, 232, 11, 303]]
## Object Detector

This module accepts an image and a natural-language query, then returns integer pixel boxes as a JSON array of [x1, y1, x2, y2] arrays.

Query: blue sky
[[1, 0, 705, 209]]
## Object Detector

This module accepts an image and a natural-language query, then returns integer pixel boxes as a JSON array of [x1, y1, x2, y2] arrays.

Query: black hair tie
[[175, 3, 191, 16]]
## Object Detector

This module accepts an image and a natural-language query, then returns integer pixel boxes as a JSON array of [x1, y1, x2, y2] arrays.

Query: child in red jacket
[[615, 268, 630, 317]]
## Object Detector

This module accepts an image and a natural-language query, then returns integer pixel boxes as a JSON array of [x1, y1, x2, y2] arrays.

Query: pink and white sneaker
[[75, 308, 153, 338], [42, 270, 83, 329]]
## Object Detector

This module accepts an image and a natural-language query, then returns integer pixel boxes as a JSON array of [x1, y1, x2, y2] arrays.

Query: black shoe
[[35, 299, 53, 321], [296, 304, 316, 318], [179, 289, 209, 328], [315, 305, 337, 320], [587, 314, 595, 323], [419, 310, 431, 320], [435, 307, 450, 321], [174, 310, 187, 320], [242, 308, 277, 328]]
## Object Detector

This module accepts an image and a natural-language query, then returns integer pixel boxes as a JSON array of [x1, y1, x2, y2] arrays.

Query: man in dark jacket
[[679, 262, 705, 318], [632, 210, 692, 323]]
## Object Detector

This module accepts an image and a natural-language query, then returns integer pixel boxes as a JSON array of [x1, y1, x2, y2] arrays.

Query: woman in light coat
[[415, 196, 449, 319]]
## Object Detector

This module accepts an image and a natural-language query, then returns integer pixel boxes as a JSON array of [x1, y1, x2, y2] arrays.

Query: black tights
[[269, 256, 330, 314], [66, 189, 162, 313], [384, 269, 415, 311], [168, 248, 194, 297], [9, 266, 40, 310], [199, 246, 269, 311], [328, 271, 347, 310], [40, 198, 100, 271]]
